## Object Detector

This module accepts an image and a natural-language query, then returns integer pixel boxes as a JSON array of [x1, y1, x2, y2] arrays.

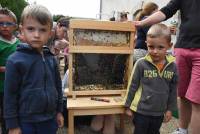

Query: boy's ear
[[13, 24, 18, 31], [19, 24, 26, 37], [19, 25, 24, 35], [168, 42, 173, 49], [50, 29, 54, 37]]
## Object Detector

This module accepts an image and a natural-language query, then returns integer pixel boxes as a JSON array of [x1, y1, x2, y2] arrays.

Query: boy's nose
[[153, 49, 158, 53], [34, 31, 40, 37]]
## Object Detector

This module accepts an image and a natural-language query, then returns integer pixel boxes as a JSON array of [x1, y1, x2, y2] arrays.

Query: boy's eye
[[158, 45, 165, 49], [27, 27, 34, 31], [148, 45, 154, 49], [40, 28, 47, 32]]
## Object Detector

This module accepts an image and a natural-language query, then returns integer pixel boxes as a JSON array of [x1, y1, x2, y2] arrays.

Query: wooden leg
[[68, 110, 74, 134], [120, 114, 124, 133]]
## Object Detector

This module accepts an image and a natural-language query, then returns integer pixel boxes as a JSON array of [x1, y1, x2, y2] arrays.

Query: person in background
[[120, 11, 128, 22], [133, 2, 158, 62], [134, 0, 200, 133], [15, 31, 26, 43], [124, 23, 178, 134], [55, 17, 69, 73], [132, 9, 142, 20], [4, 5, 63, 134], [0, 7, 19, 134], [52, 39, 62, 63], [45, 21, 57, 52]]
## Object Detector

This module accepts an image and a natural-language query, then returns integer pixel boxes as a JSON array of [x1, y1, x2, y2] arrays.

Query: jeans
[[133, 112, 164, 134], [20, 119, 58, 134]]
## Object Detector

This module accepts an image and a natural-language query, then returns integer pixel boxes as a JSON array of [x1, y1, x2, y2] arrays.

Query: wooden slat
[[70, 19, 136, 32], [69, 46, 133, 54], [68, 54, 73, 93], [67, 96, 124, 109], [130, 32, 136, 50], [65, 90, 126, 97]]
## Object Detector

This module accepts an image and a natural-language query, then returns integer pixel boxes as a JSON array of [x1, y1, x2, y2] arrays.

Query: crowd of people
[[0, 0, 200, 134]]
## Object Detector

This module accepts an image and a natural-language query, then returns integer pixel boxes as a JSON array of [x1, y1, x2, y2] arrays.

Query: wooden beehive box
[[67, 19, 135, 97]]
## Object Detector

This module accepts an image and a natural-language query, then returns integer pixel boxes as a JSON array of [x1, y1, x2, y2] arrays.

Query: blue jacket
[[4, 43, 63, 129]]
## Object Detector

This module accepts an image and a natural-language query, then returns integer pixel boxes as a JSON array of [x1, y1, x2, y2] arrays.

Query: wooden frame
[[67, 19, 135, 97]]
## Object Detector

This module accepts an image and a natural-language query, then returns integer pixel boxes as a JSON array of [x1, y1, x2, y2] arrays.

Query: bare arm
[[134, 11, 166, 27]]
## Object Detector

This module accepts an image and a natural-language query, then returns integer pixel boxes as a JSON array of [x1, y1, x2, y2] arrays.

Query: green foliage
[[53, 14, 65, 22], [0, 0, 28, 23]]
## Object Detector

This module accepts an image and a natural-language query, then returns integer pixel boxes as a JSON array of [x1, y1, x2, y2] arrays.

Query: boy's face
[[20, 17, 52, 52], [146, 37, 171, 64], [0, 14, 16, 40]]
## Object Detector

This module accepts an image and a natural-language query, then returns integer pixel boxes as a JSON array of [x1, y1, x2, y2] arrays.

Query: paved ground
[[57, 116, 179, 134]]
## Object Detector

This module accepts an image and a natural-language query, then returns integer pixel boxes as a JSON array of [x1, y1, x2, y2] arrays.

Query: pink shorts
[[174, 48, 200, 104]]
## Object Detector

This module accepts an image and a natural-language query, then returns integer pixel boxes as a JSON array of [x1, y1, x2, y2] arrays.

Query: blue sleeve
[[4, 60, 21, 129]]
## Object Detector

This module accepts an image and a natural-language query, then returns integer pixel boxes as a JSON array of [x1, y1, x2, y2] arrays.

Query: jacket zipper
[[150, 62, 172, 77], [42, 54, 48, 112]]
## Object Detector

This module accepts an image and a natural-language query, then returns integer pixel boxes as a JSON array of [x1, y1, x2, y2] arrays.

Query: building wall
[[100, 0, 178, 25]]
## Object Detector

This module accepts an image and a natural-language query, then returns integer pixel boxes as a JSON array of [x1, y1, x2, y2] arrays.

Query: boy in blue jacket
[[124, 23, 178, 134], [4, 5, 64, 134]]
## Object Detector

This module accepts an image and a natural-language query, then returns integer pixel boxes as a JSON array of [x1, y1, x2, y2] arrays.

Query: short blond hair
[[0, 7, 17, 23], [21, 4, 53, 28], [147, 23, 171, 42]]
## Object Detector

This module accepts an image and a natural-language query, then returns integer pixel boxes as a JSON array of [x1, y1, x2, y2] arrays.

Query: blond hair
[[21, 4, 53, 28], [135, 2, 158, 21], [147, 23, 171, 42], [0, 7, 17, 23]]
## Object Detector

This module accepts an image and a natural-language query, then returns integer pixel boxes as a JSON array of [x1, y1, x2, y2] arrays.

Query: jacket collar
[[144, 54, 175, 64]]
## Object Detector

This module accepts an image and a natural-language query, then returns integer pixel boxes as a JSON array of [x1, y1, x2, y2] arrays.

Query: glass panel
[[73, 53, 128, 91]]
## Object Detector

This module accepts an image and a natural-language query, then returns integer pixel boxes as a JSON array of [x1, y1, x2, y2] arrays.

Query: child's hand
[[0, 66, 5, 72], [163, 110, 172, 123], [8, 127, 21, 134], [125, 108, 133, 117], [56, 112, 64, 128]]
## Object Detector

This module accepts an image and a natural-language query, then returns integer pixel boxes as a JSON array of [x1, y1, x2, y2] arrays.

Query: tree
[[0, 0, 28, 23]]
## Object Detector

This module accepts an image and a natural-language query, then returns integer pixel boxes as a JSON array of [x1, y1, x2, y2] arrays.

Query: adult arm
[[134, 11, 166, 27], [135, 0, 180, 27]]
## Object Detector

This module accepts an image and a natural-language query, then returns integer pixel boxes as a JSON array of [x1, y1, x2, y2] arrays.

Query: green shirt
[[0, 36, 19, 92]]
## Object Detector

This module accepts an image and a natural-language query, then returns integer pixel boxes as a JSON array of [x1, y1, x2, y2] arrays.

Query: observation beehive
[[67, 19, 135, 97]]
